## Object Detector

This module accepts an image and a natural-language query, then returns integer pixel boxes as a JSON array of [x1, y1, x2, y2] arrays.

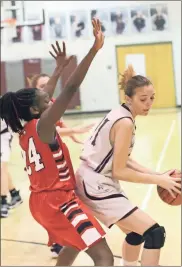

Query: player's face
[[36, 76, 50, 90], [129, 84, 155, 116], [30, 90, 52, 118]]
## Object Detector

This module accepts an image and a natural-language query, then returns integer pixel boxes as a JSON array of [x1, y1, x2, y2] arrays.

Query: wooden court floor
[[1, 108, 181, 266]]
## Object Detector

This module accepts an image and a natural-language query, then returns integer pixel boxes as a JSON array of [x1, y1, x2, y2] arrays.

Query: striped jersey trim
[[95, 148, 113, 173], [49, 138, 71, 181]]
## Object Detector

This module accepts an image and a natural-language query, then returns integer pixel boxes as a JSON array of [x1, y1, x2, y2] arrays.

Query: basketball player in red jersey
[[27, 73, 94, 146], [27, 71, 94, 257], [75, 65, 181, 266], [0, 19, 114, 266]]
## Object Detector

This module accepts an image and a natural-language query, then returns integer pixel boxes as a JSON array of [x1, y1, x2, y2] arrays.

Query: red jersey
[[19, 119, 76, 192]]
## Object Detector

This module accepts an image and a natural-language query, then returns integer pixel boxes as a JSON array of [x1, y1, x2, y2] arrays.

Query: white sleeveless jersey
[[1, 119, 7, 132], [80, 104, 136, 178], [1, 119, 11, 136]]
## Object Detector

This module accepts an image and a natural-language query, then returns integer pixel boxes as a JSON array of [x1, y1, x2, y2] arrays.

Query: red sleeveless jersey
[[19, 119, 76, 192]]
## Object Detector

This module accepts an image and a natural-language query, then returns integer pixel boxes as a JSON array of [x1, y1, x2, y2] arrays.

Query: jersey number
[[22, 137, 44, 175]]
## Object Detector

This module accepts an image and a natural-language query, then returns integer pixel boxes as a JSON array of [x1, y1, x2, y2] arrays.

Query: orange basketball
[[157, 170, 181, 206]]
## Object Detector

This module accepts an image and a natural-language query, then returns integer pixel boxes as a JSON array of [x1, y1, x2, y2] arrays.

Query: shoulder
[[114, 115, 133, 128], [23, 119, 39, 132], [113, 117, 134, 135], [110, 117, 133, 146]]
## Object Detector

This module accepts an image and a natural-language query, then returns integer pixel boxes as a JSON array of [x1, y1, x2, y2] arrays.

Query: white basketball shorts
[[75, 162, 138, 228]]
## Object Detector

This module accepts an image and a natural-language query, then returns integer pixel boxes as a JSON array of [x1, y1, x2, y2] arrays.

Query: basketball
[[157, 170, 181, 206]]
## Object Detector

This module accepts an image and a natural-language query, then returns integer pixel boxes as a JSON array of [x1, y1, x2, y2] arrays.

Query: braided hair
[[0, 88, 39, 133]]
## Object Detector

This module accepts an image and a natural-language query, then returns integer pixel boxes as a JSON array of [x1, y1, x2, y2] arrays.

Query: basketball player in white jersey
[[75, 65, 181, 266], [1, 118, 23, 218]]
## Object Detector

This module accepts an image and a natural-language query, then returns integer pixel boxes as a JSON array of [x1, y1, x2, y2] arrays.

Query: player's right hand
[[92, 18, 105, 51], [158, 174, 181, 198]]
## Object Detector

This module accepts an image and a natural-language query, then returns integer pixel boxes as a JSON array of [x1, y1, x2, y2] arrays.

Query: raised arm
[[43, 41, 69, 99], [37, 18, 104, 143]]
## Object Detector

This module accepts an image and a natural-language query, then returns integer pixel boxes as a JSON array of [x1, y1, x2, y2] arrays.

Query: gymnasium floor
[[1, 108, 181, 266]]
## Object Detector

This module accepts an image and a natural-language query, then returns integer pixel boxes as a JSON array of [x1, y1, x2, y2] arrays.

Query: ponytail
[[119, 65, 151, 97], [119, 64, 136, 91]]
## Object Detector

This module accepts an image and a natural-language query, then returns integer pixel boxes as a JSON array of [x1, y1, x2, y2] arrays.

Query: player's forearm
[[113, 167, 161, 185], [127, 157, 160, 175], [64, 46, 97, 91], [43, 67, 61, 98], [44, 47, 97, 126], [56, 126, 75, 136]]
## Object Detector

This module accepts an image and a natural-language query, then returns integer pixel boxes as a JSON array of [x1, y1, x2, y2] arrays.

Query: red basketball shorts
[[29, 189, 105, 251]]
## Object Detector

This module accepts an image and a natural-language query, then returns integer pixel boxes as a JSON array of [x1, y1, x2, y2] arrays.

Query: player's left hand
[[49, 41, 73, 70], [92, 18, 105, 51]]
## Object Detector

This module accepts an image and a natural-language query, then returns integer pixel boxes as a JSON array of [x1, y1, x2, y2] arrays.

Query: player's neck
[[124, 103, 136, 119]]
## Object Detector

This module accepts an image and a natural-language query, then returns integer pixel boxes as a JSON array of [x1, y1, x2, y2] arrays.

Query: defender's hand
[[92, 18, 105, 51], [49, 41, 74, 70]]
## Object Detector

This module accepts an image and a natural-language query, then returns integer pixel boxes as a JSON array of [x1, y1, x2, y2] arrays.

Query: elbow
[[112, 166, 126, 181]]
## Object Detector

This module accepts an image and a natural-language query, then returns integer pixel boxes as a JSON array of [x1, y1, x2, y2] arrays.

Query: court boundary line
[[141, 120, 176, 210]]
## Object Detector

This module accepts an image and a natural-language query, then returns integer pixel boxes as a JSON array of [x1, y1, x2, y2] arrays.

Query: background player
[[0, 19, 114, 266], [1, 118, 23, 218], [75, 65, 181, 266]]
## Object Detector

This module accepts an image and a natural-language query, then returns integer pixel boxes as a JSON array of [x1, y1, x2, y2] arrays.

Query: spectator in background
[[91, 10, 106, 33], [75, 21, 85, 38], [154, 14, 166, 30], [111, 12, 125, 34], [116, 14, 125, 34], [12, 26, 22, 43], [49, 17, 63, 38], [152, 8, 167, 31], [31, 25, 42, 41], [132, 11, 146, 32], [70, 15, 85, 38]]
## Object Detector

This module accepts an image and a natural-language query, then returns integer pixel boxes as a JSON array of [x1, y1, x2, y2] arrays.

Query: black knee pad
[[143, 223, 166, 249], [125, 232, 144, 246]]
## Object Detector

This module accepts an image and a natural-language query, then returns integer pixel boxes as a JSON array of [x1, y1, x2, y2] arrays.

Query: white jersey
[[0, 119, 11, 137], [1, 119, 8, 132], [80, 103, 136, 178], [1, 119, 13, 162]]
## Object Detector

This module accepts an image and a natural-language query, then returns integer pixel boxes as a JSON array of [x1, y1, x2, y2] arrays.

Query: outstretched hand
[[49, 41, 74, 72], [70, 135, 84, 144], [92, 18, 105, 51], [73, 123, 95, 134]]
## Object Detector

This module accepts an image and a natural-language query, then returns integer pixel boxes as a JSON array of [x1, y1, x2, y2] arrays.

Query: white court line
[[141, 120, 176, 211]]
